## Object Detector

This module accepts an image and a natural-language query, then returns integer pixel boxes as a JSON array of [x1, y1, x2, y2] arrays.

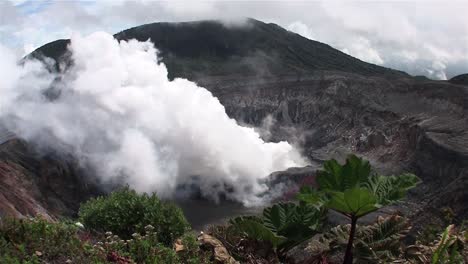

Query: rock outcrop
[[204, 72, 468, 227], [0, 138, 101, 219]]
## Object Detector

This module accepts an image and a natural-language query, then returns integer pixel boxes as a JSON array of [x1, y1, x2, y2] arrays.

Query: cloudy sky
[[1, 0, 467, 79]]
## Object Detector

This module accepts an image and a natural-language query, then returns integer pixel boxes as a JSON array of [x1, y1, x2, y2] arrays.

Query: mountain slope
[[3, 19, 467, 228], [449, 73, 468, 86], [30, 18, 407, 79], [0, 139, 101, 219]]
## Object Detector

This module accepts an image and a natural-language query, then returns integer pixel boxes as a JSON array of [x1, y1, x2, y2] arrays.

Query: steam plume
[[0, 32, 307, 205]]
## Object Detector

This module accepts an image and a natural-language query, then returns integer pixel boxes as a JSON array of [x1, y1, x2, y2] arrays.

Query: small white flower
[[75, 222, 84, 228]]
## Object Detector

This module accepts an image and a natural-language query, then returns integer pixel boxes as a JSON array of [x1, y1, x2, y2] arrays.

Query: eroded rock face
[[196, 72, 468, 226], [0, 139, 102, 219]]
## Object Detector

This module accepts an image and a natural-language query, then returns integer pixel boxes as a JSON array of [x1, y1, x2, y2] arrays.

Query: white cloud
[[1, 0, 468, 79], [287, 21, 315, 40], [341, 37, 384, 65], [427, 60, 448, 80], [0, 34, 306, 205]]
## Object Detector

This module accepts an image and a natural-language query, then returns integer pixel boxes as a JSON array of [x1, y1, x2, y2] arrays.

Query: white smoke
[[0, 32, 307, 206]]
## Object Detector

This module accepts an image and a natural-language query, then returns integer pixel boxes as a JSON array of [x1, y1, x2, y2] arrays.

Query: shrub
[[0, 217, 101, 263], [79, 187, 190, 246], [0, 216, 210, 263], [93, 226, 179, 263], [93, 227, 211, 263]]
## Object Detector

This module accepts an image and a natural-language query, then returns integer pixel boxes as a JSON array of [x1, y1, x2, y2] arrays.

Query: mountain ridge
[[30, 18, 408, 79], [450, 73, 468, 86]]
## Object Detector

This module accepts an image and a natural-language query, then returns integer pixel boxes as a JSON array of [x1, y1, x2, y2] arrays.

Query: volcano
[[1, 19, 467, 229]]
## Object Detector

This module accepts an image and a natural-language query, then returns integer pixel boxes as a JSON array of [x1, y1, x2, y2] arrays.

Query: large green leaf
[[365, 173, 421, 205], [230, 217, 287, 248], [292, 203, 323, 230], [327, 188, 380, 217], [232, 202, 325, 250], [262, 203, 295, 234], [262, 202, 322, 244], [317, 154, 371, 192], [313, 155, 420, 218], [316, 159, 343, 190], [342, 155, 371, 189], [296, 186, 324, 209]]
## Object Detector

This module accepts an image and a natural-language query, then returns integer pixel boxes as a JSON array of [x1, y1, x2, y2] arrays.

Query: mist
[[3, 1, 467, 80], [0, 32, 307, 206]]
